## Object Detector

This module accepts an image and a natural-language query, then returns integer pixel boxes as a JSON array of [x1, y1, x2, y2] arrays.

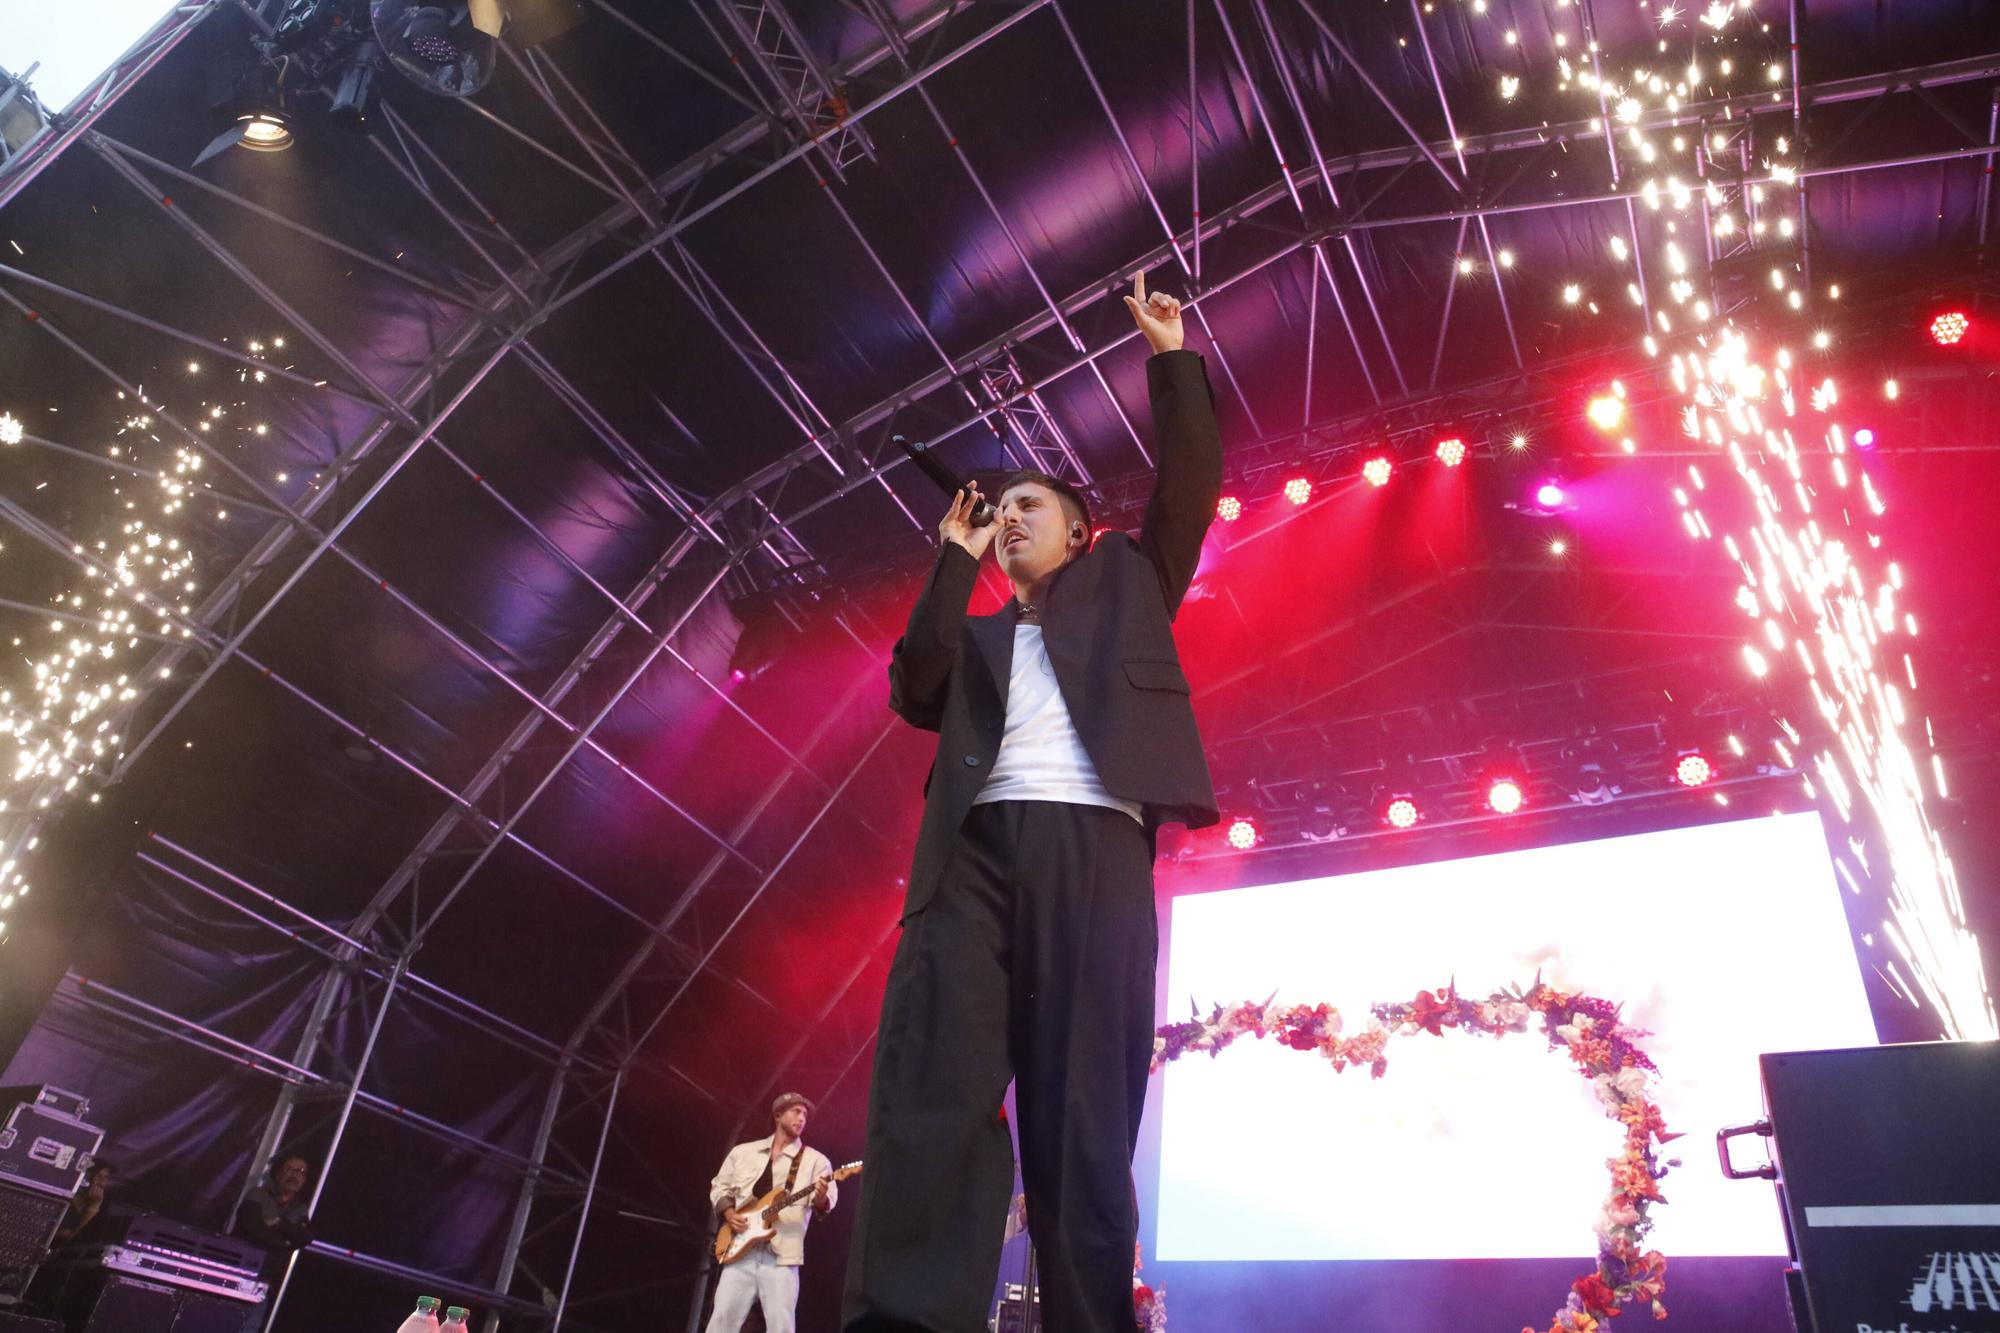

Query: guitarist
[[705, 1093, 837, 1333]]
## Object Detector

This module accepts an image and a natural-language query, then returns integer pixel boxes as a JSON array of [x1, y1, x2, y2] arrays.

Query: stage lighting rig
[[1562, 730, 1623, 807], [196, 56, 297, 165], [244, 0, 510, 141], [1294, 781, 1346, 844], [1929, 310, 1969, 347], [1474, 744, 1528, 816], [1380, 794, 1420, 831], [1673, 750, 1715, 787], [371, 1, 499, 99]]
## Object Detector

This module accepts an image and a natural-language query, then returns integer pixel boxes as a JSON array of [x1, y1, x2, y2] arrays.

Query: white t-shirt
[[972, 622, 1142, 823]]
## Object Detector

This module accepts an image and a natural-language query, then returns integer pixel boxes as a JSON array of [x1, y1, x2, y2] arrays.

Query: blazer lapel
[[967, 603, 1019, 702]]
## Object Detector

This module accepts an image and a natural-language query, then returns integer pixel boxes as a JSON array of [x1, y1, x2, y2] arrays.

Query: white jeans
[[703, 1246, 799, 1333]]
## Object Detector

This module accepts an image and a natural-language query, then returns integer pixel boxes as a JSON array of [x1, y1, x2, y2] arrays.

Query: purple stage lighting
[[1853, 428, 1876, 450], [1536, 482, 1567, 509]]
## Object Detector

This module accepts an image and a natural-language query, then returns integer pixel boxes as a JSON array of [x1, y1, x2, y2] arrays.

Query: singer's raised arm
[[1126, 274, 1223, 618]]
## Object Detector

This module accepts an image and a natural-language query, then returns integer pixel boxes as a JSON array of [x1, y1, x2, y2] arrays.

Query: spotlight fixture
[[1929, 311, 1969, 347], [371, 0, 499, 98], [1295, 781, 1344, 844], [1586, 394, 1625, 431], [1362, 456, 1393, 487], [1562, 732, 1622, 806], [1434, 437, 1466, 467], [1382, 795, 1420, 830], [1535, 481, 1568, 510], [238, 113, 295, 151], [1216, 495, 1242, 522], [1674, 751, 1715, 787], [329, 42, 386, 130], [1225, 818, 1258, 850], [1283, 477, 1312, 505], [196, 57, 297, 165], [1485, 777, 1525, 815]]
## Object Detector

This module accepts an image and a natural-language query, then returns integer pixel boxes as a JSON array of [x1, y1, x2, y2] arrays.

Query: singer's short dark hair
[[997, 470, 1092, 541]]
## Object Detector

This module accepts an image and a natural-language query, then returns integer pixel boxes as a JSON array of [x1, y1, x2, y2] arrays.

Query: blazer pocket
[[1123, 659, 1192, 693]]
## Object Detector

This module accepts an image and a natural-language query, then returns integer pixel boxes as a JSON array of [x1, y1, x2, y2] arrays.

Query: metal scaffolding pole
[[393, 552, 749, 952], [142, 836, 588, 1070], [613, 720, 895, 1072], [1403, 0, 1522, 368], [491, 42, 927, 541], [260, 955, 408, 1329], [58, 9, 1062, 822], [1240, 0, 1395, 402], [0, 2, 222, 211], [714, 125, 2000, 561], [551, 1071, 623, 1331], [1047, 0, 1266, 431], [0, 473, 752, 1102], [485, 1064, 571, 1329], [521, 1, 1059, 337], [707, 0, 876, 182], [562, 659, 887, 1069]]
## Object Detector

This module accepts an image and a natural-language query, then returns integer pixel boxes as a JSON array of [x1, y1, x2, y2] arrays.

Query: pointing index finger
[[1133, 269, 1147, 307]]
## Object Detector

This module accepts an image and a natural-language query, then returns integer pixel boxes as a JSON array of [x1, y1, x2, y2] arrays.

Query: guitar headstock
[[832, 1160, 863, 1181]]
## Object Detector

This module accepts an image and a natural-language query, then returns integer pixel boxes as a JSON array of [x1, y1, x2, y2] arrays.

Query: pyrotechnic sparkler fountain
[[1475, 0, 1997, 1038]]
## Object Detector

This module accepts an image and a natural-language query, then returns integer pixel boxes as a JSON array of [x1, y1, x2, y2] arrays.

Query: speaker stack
[[0, 1086, 103, 1305]]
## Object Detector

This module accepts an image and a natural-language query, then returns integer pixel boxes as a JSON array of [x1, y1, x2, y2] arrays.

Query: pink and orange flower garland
[[1150, 982, 1680, 1333]]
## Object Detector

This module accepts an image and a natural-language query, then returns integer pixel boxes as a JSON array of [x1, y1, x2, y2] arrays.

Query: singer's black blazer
[[887, 349, 1223, 920]]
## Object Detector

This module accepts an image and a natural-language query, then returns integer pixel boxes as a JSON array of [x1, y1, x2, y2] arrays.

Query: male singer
[[844, 275, 1222, 1333]]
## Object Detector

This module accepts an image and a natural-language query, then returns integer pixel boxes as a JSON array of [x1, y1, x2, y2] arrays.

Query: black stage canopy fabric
[[0, 1, 1996, 1329]]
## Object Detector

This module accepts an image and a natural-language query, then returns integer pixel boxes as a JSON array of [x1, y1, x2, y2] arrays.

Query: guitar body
[[713, 1160, 862, 1265], [714, 1184, 790, 1265]]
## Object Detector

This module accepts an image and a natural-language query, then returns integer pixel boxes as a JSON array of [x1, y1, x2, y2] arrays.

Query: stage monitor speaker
[[167, 1290, 259, 1333], [0, 1314, 62, 1333], [57, 1271, 178, 1333], [0, 1179, 68, 1299], [1729, 1041, 2000, 1333]]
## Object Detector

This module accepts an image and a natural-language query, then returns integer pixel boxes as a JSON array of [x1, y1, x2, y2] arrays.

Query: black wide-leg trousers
[[842, 801, 1157, 1333]]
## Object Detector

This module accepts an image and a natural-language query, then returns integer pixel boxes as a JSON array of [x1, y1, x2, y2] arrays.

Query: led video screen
[[1156, 811, 1876, 1260]]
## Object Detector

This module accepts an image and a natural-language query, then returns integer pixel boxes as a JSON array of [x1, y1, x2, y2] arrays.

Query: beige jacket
[[708, 1136, 837, 1265]]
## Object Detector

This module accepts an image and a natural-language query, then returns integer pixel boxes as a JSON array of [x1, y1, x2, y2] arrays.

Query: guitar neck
[[767, 1162, 859, 1213]]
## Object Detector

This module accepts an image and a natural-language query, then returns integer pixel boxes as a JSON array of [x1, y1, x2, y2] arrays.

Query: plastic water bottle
[[395, 1297, 442, 1333], [441, 1309, 471, 1332]]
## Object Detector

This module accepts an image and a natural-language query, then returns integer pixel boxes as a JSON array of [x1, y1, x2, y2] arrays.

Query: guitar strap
[[778, 1144, 804, 1202]]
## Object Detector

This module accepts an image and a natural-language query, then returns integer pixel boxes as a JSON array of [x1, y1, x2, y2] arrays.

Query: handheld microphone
[[893, 435, 995, 526]]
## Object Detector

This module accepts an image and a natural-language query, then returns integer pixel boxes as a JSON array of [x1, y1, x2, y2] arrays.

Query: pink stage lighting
[[1675, 753, 1715, 787], [1283, 477, 1313, 505], [1217, 495, 1243, 522], [1225, 818, 1258, 850], [1930, 311, 1969, 346], [1434, 437, 1466, 467], [1536, 481, 1567, 509], [1383, 797, 1420, 830], [1362, 456, 1393, 487], [1486, 778, 1525, 815]]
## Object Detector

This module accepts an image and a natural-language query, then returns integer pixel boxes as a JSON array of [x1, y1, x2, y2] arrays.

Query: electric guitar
[[713, 1160, 862, 1265]]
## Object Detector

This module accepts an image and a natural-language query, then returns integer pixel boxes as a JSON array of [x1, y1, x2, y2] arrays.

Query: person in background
[[236, 1153, 313, 1260], [705, 1094, 837, 1333], [54, 1160, 115, 1244]]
